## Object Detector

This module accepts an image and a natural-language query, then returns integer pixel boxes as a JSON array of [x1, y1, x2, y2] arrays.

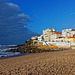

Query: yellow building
[[64, 37, 75, 42], [43, 28, 56, 41]]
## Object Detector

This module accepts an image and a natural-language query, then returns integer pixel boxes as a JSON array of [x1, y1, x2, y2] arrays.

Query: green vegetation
[[25, 39, 33, 46]]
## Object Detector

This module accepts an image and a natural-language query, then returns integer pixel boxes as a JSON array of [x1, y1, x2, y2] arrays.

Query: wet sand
[[0, 49, 75, 75]]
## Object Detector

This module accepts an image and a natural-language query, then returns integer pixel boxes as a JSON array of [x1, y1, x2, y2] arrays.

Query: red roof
[[72, 30, 75, 31], [32, 36, 34, 37], [68, 37, 75, 38], [53, 32, 62, 35], [36, 35, 39, 37]]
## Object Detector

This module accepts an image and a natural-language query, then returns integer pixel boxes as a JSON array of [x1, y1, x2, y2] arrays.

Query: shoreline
[[0, 53, 29, 60], [0, 48, 71, 60]]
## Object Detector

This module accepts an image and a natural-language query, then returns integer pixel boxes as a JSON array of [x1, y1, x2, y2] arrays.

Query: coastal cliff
[[8, 40, 70, 53]]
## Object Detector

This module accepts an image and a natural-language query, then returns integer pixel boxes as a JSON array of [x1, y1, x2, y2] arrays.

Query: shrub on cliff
[[25, 39, 33, 46]]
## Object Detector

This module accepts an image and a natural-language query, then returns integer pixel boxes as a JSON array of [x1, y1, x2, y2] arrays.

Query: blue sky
[[10, 0, 75, 34], [0, 0, 75, 45]]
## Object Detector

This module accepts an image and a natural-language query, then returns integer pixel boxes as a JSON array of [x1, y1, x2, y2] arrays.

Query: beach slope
[[0, 49, 75, 75]]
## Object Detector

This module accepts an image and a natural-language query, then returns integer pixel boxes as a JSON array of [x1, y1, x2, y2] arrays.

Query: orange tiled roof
[[68, 37, 75, 38], [53, 32, 62, 35], [36, 35, 39, 37]]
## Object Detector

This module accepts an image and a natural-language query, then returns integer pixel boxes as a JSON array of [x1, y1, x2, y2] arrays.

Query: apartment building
[[51, 32, 64, 42], [43, 28, 56, 41], [62, 28, 75, 37], [71, 29, 75, 37], [62, 29, 72, 37], [62, 29, 75, 42]]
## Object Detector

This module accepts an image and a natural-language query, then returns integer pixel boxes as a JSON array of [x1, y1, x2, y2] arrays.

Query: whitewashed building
[[31, 36, 36, 40], [38, 34, 44, 41], [31, 35, 39, 40], [43, 28, 56, 41], [62, 29, 72, 37], [71, 29, 75, 37], [62, 28, 75, 37], [51, 32, 65, 42]]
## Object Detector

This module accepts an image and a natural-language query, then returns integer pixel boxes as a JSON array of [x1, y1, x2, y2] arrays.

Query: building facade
[[62, 29, 72, 37], [62, 29, 75, 37], [64, 37, 75, 42], [43, 28, 56, 41], [38, 34, 44, 41], [51, 32, 64, 42], [71, 29, 75, 37]]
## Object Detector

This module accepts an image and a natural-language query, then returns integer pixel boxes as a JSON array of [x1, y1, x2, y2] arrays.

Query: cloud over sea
[[0, 0, 37, 45]]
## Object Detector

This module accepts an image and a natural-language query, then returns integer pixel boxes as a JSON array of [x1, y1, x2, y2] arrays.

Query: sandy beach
[[0, 49, 75, 75]]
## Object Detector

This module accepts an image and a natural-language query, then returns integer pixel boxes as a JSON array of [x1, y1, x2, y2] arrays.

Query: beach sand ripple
[[0, 49, 75, 75]]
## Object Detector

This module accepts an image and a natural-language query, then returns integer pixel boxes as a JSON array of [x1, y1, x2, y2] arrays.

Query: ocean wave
[[0, 45, 17, 47], [0, 47, 18, 52], [0, 45, 20, 58], [0, 52, 20, 57]]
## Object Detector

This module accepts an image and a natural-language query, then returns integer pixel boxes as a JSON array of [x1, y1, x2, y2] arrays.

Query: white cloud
[[7, 3, 19, 8], [18, 14, 26, 17]]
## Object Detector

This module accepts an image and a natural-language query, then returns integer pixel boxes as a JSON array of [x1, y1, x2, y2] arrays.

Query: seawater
[[0, 45, 20, 58]]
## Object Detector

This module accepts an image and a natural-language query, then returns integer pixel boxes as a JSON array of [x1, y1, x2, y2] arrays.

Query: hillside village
[[31, 28, 75, 42], [31, 28, 75, 47]]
